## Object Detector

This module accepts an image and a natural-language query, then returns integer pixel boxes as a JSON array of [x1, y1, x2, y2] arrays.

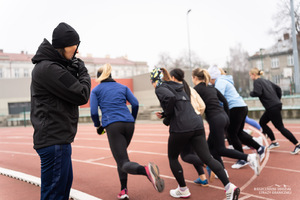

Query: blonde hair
[[96, 63, 112, 83], [192, 68, 211, 86], [249, 67, 264, 76]]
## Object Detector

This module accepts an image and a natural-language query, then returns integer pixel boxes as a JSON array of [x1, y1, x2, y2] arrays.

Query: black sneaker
[[291, 144, 300, 155], [268, 142, 280, 150], [257, 146, 266, 162]]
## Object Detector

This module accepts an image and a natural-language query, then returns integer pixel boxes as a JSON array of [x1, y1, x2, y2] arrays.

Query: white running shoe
[[231, 160, 248, 169], [226, 183, 240, 200], [248, 153, 261, 176], [170, 186, 191, 198]]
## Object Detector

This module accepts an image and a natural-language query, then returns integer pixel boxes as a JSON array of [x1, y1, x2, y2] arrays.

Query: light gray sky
[[0, 0, 287, 68]]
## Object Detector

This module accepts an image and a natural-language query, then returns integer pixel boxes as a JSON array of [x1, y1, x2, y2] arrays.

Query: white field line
[[0, 167, 103, 200]]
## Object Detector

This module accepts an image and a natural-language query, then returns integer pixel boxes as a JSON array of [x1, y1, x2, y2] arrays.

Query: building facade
[[248, 33, 299, 94], [0, 49, 149, 79]]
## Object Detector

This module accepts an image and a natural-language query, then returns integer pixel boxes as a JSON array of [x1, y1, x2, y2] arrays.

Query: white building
[[0, 49, 149, 79]]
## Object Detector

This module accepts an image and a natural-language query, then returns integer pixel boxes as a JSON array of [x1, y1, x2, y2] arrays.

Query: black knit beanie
[[52, 22, 80, 48]]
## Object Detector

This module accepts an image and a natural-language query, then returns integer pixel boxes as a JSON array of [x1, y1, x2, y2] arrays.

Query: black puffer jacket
[[31, 39, 91, 149], [155, 81, 203, 133]]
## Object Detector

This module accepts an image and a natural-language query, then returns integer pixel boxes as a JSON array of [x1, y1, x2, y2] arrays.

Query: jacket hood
[[217, 75, 234, 85], [163, 81, 184, 92], [32, 38, 69, 66]]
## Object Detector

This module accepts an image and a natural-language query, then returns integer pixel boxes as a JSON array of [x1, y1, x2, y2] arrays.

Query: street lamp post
[[186, 9, 193, 85], [290, 0, 300, 93]]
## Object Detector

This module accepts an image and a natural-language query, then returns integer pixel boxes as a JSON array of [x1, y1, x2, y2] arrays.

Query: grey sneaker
[[145, 162, 165, 192], [291, 144, 300, 155], [268, 142, 280, 150]]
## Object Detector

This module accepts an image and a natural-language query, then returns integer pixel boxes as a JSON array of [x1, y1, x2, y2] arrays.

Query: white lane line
[[239, 127, 270, 192], [0, 167, 102, 200]]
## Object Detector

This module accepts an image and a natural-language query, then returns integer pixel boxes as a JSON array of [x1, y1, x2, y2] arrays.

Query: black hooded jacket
[[250, 78, 282, 110], [155, 81, 204, 133], [31, 39, 91, 149]]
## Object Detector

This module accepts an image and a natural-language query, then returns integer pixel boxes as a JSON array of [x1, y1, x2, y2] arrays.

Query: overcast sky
[[0, 0, 290, 68]]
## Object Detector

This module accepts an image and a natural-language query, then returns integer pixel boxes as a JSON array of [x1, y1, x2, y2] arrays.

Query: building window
[[14, 68, 19, 78], [271, 57, 279, 68], [272, 75, 280, 84], [287, 55, 294, 66], [256, 60, 263, 69], [24, 69, 29, 77]]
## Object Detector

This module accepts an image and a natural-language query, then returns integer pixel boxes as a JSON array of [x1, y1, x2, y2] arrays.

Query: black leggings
[[168, 129, 229, 187], [228, 106, 261, 153], [260, 105, 298, 144], [180, 141, 205, 176], [207, 113, 248, 168], [106, 122, 146, 190]]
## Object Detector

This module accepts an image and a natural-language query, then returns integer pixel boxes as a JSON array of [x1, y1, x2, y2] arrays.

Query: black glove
[[68, 58, 88, 77], [67, 59, 79, 77], [97, 126, 105, 135], [163, 116, 170, 126]]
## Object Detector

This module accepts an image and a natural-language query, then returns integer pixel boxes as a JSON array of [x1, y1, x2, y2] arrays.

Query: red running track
[[0, 120, 300, 200]]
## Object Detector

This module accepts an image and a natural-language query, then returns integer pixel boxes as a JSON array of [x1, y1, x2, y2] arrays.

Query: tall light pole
[[186, 9, 193, 85], [290, 0, 300, 93]]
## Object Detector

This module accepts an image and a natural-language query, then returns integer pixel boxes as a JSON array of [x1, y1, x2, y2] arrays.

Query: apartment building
[[248, 33, 299, 94], [0, 49, 149, 79]]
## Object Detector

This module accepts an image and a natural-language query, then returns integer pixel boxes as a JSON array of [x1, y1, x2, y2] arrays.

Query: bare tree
[[271, 0, 300, 37], [227, 43, 250, 97], [156, 50, 208, 70]]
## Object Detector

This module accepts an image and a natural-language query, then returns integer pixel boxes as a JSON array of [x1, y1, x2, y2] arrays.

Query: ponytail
[[250, 67, 264, 76], [192, 68, 211, 86], [169, 68, 191, 97]]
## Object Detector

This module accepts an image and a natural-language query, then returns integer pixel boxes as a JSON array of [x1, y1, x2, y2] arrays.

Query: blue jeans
[[36, 144, 73, 200]]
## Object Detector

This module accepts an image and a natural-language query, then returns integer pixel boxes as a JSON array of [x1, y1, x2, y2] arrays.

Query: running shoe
[[117, 188, 129, 200], [291, 144, 300, 155], [145, 162, 165, 192], [170, 186, 191, 198], [248, 153, 261, 176], [268, 142, 280, 150], [193, 178, 208, 186], [257, 146, 266, 162], [231, 160, 248, 169], [206, 166, 215, 182], [226, 183, 240, 200]]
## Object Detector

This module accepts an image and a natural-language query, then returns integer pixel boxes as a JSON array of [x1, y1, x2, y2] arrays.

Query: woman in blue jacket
[[208, 65, 265, 169], [90, 64, 164, 200]]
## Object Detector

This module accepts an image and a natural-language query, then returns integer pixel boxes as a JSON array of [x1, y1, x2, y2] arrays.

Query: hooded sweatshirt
[[250, 78, 282, 110], [214, 75, 246, 109], [155, 81, 203, 133], [31, 39, 91, 149]]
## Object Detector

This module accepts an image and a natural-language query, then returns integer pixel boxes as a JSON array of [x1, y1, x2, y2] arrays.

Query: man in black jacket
[[31, 22, 91, 200]]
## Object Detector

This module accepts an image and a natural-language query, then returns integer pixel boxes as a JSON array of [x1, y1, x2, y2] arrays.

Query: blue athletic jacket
[[90, 79, 139, 127], [214, 75, 246, 109]]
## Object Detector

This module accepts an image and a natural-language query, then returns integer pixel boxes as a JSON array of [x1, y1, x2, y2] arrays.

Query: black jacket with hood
[[31, 39, 91, 149], [155, 81, 204, 133], [250, 78, 282, 110]]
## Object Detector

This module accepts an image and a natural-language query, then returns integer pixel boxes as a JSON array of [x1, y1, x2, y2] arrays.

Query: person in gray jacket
[[31, 22, 91, 200], [249, 67, 300, 155]]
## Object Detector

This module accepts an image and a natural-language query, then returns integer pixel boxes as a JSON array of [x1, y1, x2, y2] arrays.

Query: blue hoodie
[[90, 80, 139, 127], [214, 75, 246, 109]]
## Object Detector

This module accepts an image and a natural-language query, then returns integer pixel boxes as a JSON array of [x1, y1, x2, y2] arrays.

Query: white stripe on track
[[0, 167, 103, 200]]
